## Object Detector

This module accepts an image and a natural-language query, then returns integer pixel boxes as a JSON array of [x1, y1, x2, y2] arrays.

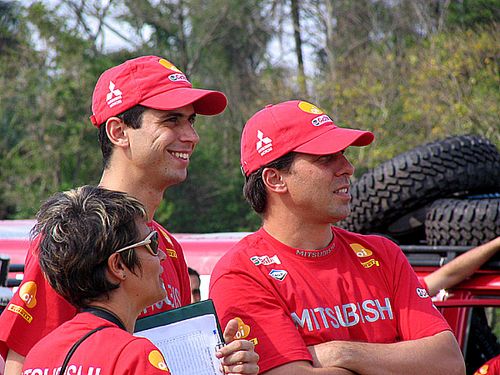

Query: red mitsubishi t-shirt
[[210, 226, 452, 373]]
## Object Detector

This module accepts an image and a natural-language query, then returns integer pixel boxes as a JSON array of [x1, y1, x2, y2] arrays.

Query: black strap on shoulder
[[59, 326, 109, 374], [59, 307, 126, 373], [82, 306, 127, 331]]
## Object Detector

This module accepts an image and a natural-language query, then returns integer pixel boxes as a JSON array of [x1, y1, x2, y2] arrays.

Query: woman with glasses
[[21, 185, 171, 374]]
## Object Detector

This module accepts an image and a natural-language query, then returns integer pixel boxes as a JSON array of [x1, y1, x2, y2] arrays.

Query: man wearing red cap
[[210, 100, 465, 374], [0, 56, 258, 375]]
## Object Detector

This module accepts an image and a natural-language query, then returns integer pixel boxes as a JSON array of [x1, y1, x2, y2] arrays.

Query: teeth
[[336, 188, 348, 193], [171, 152, 189, 160]]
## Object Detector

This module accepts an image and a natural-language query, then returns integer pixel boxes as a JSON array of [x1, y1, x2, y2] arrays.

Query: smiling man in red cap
[[0, 55, 258, 375], [209, 100, 465, 375]]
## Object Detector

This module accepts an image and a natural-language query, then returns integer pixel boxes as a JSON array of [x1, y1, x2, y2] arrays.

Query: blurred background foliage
[[0, 0, 498, 231]]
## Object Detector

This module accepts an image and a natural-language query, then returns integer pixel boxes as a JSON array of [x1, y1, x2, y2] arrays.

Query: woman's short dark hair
[[33, 185, 147, 308], [243, 152, 296, 214], [98, 105, 148, 169]]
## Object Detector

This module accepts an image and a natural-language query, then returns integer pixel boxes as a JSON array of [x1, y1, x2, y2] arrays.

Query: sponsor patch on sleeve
[[416, 287, 430, 298], [148, 350, 169, 372]]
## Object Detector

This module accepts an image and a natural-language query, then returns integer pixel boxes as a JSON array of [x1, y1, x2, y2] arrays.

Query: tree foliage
[[0, 0, 498, 232]]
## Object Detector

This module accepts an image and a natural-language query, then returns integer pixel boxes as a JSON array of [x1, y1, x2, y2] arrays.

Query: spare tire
[[339, 135, 500, 235], [425, 196, 500, 246]]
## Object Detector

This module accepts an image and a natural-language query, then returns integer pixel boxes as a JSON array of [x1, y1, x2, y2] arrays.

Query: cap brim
[[294, 127, 374, 154], [140, 87, 227, 116]]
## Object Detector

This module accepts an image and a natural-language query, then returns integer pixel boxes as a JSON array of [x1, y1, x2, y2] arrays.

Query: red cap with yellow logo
[[90, 55, 227, 127], [240, 100, 374, 176]]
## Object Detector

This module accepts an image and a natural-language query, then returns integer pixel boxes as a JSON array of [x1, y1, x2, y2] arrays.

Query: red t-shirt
[[0, 221, 191, 358], [22, 312, 171, 374], [475, 355, 500, 375], [210, 226, 452, 374]]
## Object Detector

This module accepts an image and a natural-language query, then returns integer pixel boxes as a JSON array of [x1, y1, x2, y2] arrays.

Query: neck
[[100, 168, 165, 222], [89, 301, 139, 333], [262, 215, 333, 250]]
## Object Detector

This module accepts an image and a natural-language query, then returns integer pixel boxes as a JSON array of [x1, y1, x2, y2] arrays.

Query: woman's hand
[[216, 318, 260, 374]]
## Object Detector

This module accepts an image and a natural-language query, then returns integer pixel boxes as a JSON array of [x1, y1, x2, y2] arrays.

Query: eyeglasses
[[115, 231, 160, 256]]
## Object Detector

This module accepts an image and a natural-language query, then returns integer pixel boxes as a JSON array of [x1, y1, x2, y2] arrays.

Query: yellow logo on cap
[[19, 281, 38, 308], [298, 101, 324, 115], [159, 58, 182, 73], [148, 350, 169, 371]]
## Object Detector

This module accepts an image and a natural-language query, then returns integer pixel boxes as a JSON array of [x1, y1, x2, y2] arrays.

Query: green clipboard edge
[[134, 299, 225, 343]]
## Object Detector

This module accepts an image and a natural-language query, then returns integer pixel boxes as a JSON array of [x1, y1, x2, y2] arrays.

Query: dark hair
[[188, 267, 200, 280], [32, 185, 147, 308], [98, 105, 148, 169], [243, 152, 296, 214]]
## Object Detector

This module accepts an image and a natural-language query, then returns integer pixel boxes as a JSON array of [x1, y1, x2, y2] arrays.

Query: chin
[[165, 173, 188, 187], [331, 212, 350, 223]]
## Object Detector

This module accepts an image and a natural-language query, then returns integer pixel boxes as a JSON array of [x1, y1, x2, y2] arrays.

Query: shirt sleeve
[[210, 261, 312, 373], [114, 338, 171, 374], [0, 236, 76, 357], [384, 238, 451, 340]]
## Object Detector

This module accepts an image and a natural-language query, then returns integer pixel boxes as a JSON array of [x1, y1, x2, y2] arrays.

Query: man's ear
[[262, 167, 288, 193], [107, 253, 127, 282], [105, 117, 129, 147]]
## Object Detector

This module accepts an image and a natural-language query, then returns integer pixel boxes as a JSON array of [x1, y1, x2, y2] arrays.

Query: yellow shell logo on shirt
[[159, 58, 182, 73], [234, 317, 251, 339], [298, 101, 324, 115], [148, 350, 169, 372], [349, 243, 373, 257], [19, 281, 38, 308]]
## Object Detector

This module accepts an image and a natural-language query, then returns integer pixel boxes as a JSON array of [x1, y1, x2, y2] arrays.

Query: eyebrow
[[159, 111, 196, 120]]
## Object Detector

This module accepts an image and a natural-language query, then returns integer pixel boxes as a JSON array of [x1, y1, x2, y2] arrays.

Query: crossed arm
[[262, 331, 464, 375]]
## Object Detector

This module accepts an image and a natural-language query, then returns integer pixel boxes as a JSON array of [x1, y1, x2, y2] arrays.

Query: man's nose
[[180, 121, 200, 144], [337, 153, 355, 176]]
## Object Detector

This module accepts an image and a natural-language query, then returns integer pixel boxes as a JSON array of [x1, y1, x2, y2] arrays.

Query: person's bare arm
[[306, 331, 464, 375], [262, 360, 356, 375], [4, 349, 24, 375], [424, 237, 500, 296]]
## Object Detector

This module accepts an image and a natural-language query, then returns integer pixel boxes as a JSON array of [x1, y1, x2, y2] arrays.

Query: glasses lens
[[149, 232, 159, 255]]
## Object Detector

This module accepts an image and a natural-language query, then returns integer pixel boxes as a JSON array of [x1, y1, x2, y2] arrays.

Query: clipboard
[[134, 299, 226, 375], [135, 299, 224, 338]]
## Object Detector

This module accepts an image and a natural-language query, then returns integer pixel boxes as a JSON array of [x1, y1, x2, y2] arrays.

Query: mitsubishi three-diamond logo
[[106, 81, 123, 108], [256, 130, 272, 156]]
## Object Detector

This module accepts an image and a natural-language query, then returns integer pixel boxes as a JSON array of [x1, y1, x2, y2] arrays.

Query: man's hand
[[306, 331, 465, 375], [216, 318, 259, 374]]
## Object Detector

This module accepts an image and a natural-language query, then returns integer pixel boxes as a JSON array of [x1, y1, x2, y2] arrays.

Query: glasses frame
[[115, 231, 159, 256]]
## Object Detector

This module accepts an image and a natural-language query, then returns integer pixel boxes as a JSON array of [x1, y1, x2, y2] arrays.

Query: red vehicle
[[407, 246, 500, 373], [1, 220, 499, 374]]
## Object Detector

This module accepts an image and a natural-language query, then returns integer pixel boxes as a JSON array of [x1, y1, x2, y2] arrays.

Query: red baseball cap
[[90, 55, 227, 127], [241, 100, 374, 176]]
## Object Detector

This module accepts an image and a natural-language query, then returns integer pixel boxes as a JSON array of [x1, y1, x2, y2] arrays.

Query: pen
[[214, 329, 226, 374]]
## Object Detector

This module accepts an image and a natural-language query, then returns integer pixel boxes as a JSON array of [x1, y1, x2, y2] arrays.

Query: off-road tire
[[338, 135, 500, 235], [425, 197, 500, 246]]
